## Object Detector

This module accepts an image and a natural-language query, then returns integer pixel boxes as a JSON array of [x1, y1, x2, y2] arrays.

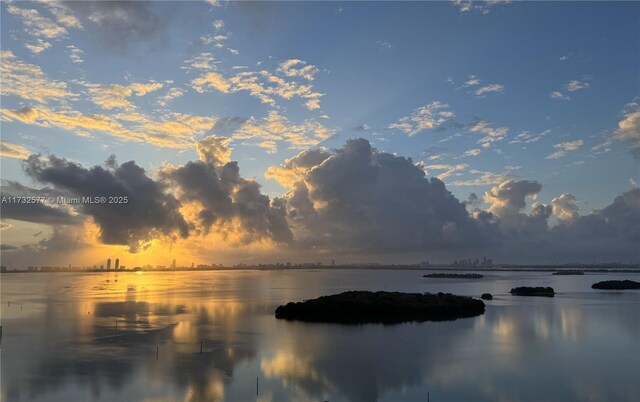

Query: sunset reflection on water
[[1, 270, 639, 402]]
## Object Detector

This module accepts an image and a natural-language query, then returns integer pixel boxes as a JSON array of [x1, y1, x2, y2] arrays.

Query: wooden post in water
[[256, 376, 259, 396], [115, 320, 118, 332], [427, 392, 430, 402], [156, 346, 158, 360], [200, 340, 203, 355]]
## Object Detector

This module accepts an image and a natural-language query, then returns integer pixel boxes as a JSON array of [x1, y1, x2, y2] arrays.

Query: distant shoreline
[[2, 265, 640, 274]]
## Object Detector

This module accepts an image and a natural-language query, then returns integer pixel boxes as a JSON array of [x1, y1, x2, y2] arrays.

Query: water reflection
[[0, 270, 639, 401]]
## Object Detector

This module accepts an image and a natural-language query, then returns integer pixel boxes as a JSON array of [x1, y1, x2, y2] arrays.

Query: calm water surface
[[1, 269, 639, 402]]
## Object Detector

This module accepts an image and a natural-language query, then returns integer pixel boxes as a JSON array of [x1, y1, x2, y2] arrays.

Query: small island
[[423, 273, 483, 279], [275, 291, 485, 324], [552, 270, 584, 275], [591, 280, 640, 290], [510, 286, 555, 297], [480, 293, 493, 300]]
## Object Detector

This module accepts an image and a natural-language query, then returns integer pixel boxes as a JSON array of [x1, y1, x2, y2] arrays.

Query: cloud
[[24, 38, 52, 54], [196, 135, 232, 166], [484, 180, 542, 216], [78, 1, 169, 52], [23, 154, 189, 252], [463, 149, 481, 157], [550, 91, 570, 100], [6, 3, 68, 40], [546, 140, 584, 159], [420, 163, 468, 181], [450, 171, 514, 187], [509, 129, 551, 144], [86, 81, 164, 110], [566, 79, 590, 92], [452, 0, 511, 14], [551, 193, 579, 222], [231, 111, 335, 152], [389, 102, 455, 136], [613, 103, 640, 158], [469, 120, 509, 149], [265, 148, 332, 188], [475, 84, 504, 96], [46, 2, 83, 29], [268, 139, 490, 253], [277, 59, 319, 81], [0, 141, 30, 159], [190, 65, 324, 110], [157, 87, 185, 107], [67, 45, 84, 63], [183, 53, 218, 71], [1, 51, 76, 103], [212, 19, 225, 31], [191, 72, 231, 93], [377, 40, 392, 49], [1, 106, 217, 149], [463, 75, 481, 87], [0, 181, 80, 226], [160, 137, 292, 243]]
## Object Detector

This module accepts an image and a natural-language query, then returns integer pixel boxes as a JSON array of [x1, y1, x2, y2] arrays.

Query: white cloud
[[463, 149, 481, 157], [212, 19, 225, 31], [6, 3, 68, 39], [612, 103, 640, 155], [546, 140, 584, 159], [377, 40, 392, 49], [158, 88, 185, 107], [509, 129, 551, 144], [463, 75, 481, 87], [183, 53, 218, 71], [420, 163, 468, 180], [277, 59, 319, 81], [24, 38, 52, 54], [469, 120, 509, 148], [389, 102, 454, 136], [232, 111, 335, 151], [67, 45, 84, 63], [566, 79, 590, 92], [475, 83, 504, 96], [550, 91, 570, 100], [452, 0, 511, 14]]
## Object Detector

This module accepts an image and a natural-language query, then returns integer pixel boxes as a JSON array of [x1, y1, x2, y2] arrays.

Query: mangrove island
[[510, 286, 555, 297], [274, 291, 485, 324], [591, 280, 640, 290]]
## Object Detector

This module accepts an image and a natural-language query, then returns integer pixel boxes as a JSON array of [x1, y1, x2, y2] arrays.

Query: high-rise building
[[107, 258, 112, 270], [171, 259, 176, 269], [115, 258, 120, 270]]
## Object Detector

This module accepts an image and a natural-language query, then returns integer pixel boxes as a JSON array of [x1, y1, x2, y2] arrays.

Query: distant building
[[171, 259, 176, 269], [115, 258, 120, 270], [332, 259, 335, 266], [107, 258, 112, 270]]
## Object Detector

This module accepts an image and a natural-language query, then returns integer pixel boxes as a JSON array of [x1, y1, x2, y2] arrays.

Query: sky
[[1, 0, 639, 267]]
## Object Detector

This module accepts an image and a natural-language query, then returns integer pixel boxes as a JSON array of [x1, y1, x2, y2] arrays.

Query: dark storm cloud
[[266, 139, 639, 262], [65, 1, 171, 52], [0, 244, 18, 251], [0, 181, 80, 225], [476, 180, 640, 262], [23, 154, 189, 252], [270, 138, 493, 253], [160, 136, 292, 244]]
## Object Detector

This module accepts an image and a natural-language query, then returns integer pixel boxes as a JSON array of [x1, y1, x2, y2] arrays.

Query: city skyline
[[1, 1, 639, 268]]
